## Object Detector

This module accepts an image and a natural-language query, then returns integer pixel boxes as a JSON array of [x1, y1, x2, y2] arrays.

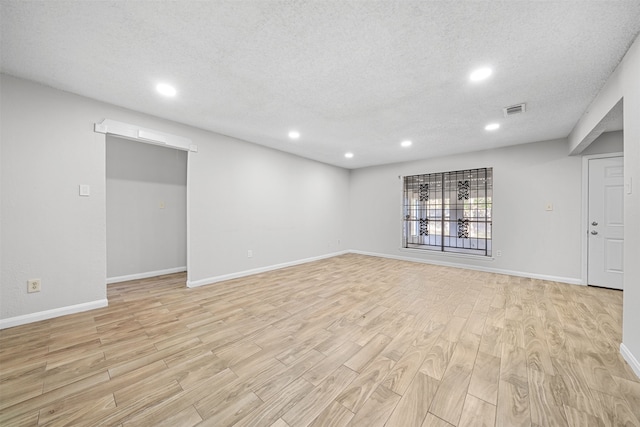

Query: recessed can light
[[288, 130, 300, 139], [156, 83, 177, 97], [470, 67, 492, 82], [401, 140, 412, 147], [485, 123, 500, 131], [344, 152, 354, 159]]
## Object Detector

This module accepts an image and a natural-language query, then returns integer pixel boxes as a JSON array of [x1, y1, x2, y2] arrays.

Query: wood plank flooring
[[1, 253, 639, 426]]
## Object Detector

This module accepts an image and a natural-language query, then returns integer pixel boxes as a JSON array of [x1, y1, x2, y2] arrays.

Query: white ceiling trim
[[94, 119, 197, 152]]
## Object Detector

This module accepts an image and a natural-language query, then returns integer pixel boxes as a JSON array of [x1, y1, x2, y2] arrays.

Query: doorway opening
[[95, 119, 194, 287], [106, 135, 188, 284]]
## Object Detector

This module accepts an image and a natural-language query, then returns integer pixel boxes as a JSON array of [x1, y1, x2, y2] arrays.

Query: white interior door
[[588, 156, 624, 290]]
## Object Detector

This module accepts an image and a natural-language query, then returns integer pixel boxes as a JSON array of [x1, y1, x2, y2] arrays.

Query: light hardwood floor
[[1, 254, 639, 426]]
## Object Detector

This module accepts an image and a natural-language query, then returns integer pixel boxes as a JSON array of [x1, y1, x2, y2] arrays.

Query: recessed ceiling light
[[156, 83, 177, 97], [401, 140, 412, 147], [344, 152, 354, 159], [470, 67, 492, 82], [485, 123, 500, 131], [288, 130, 300, 139]]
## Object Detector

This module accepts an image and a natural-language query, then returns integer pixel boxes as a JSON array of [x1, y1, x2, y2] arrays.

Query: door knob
[[591, 221, 598, 226], [591, 230, 598, 235]]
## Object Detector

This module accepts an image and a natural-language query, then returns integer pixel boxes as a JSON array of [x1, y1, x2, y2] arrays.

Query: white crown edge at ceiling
[[94, 119, 198, 152]]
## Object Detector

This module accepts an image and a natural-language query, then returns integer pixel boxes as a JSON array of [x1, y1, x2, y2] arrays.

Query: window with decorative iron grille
[[403, 168, 492, 256]]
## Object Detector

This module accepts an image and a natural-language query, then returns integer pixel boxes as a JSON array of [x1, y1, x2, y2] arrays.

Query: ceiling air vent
[[503, 103, 526, 117]]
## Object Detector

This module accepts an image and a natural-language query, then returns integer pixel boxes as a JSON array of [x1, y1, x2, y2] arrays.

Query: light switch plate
[[79, 185, 90, 196]]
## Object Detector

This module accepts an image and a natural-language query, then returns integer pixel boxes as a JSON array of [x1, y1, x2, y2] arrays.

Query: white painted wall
[[1, 76, 108, 322], [188, 135, 349, 284], [348, 138, 583, 283], [0, 74, 349, 325], [569, 34, 640, 376], [106, 136, 187, 280], [581, 130, 623, 156]]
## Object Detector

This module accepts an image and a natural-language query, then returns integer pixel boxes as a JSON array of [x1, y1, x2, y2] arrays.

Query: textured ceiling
[[2, 1, 639, 169]]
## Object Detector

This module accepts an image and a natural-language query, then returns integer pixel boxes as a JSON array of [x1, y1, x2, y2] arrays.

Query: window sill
[[398, 247, 495, 261]]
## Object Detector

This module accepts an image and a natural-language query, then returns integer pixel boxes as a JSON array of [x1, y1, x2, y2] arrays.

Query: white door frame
[[581, 152, 624, 286], [94, 119, 196, 287]]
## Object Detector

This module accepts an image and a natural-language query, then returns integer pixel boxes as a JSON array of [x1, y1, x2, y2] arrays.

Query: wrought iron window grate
[[403, 168, 492, 256]]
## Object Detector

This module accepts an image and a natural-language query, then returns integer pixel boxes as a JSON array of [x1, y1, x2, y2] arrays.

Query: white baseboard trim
[[187, 251, 349, 288], [0, 299, 108, 330], [620, 343, 640, 379], [350, 250, 582, 285], [107, 267, 187, 284]]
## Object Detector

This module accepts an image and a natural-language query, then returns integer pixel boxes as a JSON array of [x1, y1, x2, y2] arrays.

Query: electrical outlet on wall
[[247, 250, 253, 258], [27, 279, 41, 293], [496, 250, 502, 257]]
